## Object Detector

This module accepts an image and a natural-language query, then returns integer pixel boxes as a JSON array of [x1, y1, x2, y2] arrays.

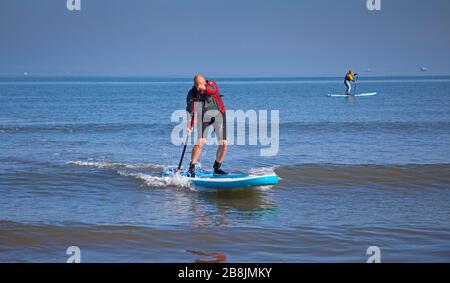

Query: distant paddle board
[[163, 170, 279, 189], [327, 92, 377, 97]]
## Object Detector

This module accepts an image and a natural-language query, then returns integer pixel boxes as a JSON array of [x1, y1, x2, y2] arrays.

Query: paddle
[[177, 113, 195, 170], [353, 73, 359, 95]]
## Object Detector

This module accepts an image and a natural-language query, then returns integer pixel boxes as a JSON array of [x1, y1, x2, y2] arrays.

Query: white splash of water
[[248, 166, 279, 176], [117, 171, 193, 190]]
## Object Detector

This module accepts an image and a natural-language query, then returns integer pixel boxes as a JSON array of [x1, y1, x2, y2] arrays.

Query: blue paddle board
[[163, 170, 279, 189], [327, 92, 377, 97]]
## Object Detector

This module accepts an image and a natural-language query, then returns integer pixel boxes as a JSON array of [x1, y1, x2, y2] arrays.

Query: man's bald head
[[194, 74, 207, 92]]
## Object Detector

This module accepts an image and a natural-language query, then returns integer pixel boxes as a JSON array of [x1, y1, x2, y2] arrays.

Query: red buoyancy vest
[[205, 81, 225, 113]]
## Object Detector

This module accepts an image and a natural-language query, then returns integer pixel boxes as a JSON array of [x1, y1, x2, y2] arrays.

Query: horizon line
[[1, 73, 450, 78]]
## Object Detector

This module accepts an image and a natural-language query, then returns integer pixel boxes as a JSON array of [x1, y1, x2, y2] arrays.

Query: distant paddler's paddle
[[353, 73, 359, 95], [177, 112, 195, 171]]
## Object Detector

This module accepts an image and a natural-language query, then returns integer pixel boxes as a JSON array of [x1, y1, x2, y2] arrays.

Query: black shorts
[[197, 110, 227, 141]]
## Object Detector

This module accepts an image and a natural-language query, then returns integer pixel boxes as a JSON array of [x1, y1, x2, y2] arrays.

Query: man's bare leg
[[213, 139, 228, 175], [215, 140, 227, 163], [188, 138, 206, 177], [191, 138, 206, 164]]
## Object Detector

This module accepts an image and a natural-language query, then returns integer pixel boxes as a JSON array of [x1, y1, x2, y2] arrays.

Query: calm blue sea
[[0, 76, 449, 262]]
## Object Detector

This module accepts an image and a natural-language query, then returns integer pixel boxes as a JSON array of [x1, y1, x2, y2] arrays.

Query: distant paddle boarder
[[344, 70, 358, 95], [185, 74, 228, 177]]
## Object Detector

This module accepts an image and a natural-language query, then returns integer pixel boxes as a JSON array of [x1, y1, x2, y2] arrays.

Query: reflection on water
[[187, 249, 227, 263], [189, 188, 278, 227]]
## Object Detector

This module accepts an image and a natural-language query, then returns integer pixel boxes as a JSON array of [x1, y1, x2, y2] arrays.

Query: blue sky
[[1, 0, 449, 76]]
